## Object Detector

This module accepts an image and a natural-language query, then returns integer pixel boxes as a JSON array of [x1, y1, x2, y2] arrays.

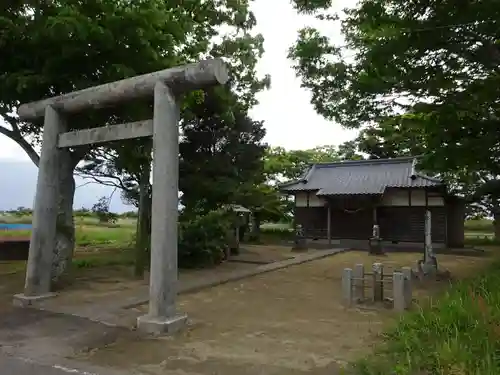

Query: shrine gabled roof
[[279, 157, 442, 196]]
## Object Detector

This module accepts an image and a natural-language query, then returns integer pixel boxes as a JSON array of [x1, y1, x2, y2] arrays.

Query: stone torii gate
[[12, 58, 229, 334]]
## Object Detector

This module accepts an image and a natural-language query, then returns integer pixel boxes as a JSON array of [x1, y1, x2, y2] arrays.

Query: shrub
[[256, 226, 294, 243], [464, 218, 494, 232], [465, 236, 500, 246], [74, 207, 93, 218], [121, 211, 138, 219], [91, 196, 118, 224], [178, 211, 231, 268]]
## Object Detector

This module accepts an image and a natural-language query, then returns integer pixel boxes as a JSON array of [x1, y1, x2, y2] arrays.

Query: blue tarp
[[0, 223, 32, 230]]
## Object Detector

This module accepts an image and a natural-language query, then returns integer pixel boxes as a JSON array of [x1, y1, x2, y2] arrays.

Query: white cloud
[[248, 0, 358, 150], [0, 0, 357, 162]]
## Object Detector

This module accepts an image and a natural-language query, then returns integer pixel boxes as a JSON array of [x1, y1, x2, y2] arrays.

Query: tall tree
[[0, 0, 266, 282], [264, 144, 356, 184], [289, 0, 500, 232], [179, 88, 267, 214], [289, 0, 500, 172]]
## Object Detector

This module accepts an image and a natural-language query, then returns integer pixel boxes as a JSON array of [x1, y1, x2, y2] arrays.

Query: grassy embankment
[[353, 249, 500, 375]]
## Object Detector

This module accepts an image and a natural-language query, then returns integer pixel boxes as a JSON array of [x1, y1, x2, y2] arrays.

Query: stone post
[[393, 271, 405, 311], [353, 264, 365, 301], [136, 82, 187, 334], [402, 266, 413, 307], [422, 210, 438, 274], [14, 106, 64, 306], [342, 268, 353, 307], [371, 262, 384, 302]]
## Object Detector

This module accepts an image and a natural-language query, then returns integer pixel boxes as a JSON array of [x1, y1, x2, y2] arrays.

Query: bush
[[257, 227, 294, 243], [91, 196, 118, 224], [352, 261, 500, 375], [465, 218, 494, 232], [74, 207, 93, 218], [465, 236, 500, 246], [178, 211, 231, 268], [121, 211, 138, 219]]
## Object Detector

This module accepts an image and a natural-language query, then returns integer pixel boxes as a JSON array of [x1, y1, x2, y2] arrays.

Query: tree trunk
[[51, 150, 76, 285], [134, 165, 152, 278], [494, 212, 500, 242]]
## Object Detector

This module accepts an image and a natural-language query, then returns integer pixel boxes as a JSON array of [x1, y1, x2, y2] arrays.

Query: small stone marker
[[393, 271, 405, 311], [353, 264, 365, 301], [402, 266, 413, 307], [342, 268, 353, 307], [292, 224, 307, 252], [371, 262, 384, 302]]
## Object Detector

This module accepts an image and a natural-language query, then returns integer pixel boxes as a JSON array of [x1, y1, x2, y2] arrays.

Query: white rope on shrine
[[342, 207, 365, 214]]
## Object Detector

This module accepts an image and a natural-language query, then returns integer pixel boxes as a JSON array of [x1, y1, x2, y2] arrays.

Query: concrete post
[[402, 266, 413, 308], [422, 210, 438, 274], [136, 82, 187, 334], [342, 268, 353, 307], [424, 210, 432, 260], [371, 263, 384, 302], [14, 106, 64, 305], [393, 271, 405, 311], [353, 264, 365, 301]]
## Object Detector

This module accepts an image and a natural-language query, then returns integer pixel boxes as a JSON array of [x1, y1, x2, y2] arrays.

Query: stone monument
[[292, 224, 307, 251], [368, 224, 383, 255]]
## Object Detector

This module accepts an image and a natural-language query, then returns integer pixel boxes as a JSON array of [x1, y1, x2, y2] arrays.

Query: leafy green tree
[[80, 88, 268, 272], [0, 0, 265, 282], [289, 0, 500, 172], [264, 145, 346, 184], [289, 0, 500, 235], [259, 144, 361, 228], [91, 196, 118, 224], [179, 88, 267, 215]]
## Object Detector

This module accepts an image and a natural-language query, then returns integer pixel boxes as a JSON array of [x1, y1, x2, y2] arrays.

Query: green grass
[[75, 225, 134, 247], [465, 218, 494, 232], [352, 260, 500, 375], [0, 220, 135, 249], [72, 249, 135, 269]]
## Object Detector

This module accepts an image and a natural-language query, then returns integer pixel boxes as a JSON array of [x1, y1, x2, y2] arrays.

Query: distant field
[[0, 214, 496, 245], [464, 218, 494, 232], [0, 215, 136, 249]]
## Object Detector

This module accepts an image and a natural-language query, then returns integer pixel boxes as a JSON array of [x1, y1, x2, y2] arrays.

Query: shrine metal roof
[[279, 157, 442, 196]]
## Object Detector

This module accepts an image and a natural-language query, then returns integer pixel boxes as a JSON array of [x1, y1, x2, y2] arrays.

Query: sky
[[0, 0, 357, 162]]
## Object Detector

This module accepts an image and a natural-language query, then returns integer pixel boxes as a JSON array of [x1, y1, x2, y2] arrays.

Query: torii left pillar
[[14, 105, 65, 305]]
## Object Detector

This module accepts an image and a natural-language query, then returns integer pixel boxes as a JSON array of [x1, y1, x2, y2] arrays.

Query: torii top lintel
[[17, 58, 230, 121]]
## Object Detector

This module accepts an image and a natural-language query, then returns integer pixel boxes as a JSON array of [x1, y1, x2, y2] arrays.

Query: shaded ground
[[69, 251, 493, 375], [0, 245, 315, 327], [44, 245, 296, 309], [0, 308, 133, 375]]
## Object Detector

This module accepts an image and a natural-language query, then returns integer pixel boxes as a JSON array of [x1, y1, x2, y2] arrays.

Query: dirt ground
[[67, 250, 494, 375], [0, 245, 298, 319]]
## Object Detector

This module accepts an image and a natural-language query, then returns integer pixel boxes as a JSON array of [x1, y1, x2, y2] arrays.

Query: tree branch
[[0, 121, 40, 167], [70, 146, 91, 168], [75, 170, 131, 192]]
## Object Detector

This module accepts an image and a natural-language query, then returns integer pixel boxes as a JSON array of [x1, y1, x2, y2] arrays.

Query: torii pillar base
[[13, 292, 56, 308], [137, 313, 187, 335]]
